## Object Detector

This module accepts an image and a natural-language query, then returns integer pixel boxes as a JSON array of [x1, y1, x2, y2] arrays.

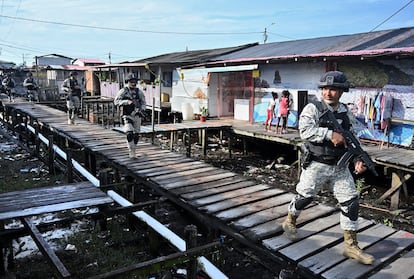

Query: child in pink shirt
[[276, 90, 290, 134]]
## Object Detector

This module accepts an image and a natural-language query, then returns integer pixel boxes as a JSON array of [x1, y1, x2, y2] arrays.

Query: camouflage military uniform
[[114, 85, 146, 158], [62, 72, 82, 124], [288, 101, 359, 231]]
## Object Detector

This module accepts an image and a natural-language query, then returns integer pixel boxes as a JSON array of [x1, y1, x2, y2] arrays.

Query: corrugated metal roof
[[213, 27, 414, 62], [129, 43, 258, 65], [74, 58, 106, 64]]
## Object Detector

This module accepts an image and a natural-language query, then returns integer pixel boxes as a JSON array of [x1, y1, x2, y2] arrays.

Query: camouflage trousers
[[288, 161, 359, 231], [122, 114, 142, 134], [66, 96, 81, 121]]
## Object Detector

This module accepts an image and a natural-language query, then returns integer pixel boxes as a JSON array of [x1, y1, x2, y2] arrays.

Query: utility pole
[[263, 22, 275, 44], [108, 52, 112, 64]]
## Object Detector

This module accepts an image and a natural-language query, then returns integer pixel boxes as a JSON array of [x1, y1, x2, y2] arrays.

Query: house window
[[162, 71, 172, 87]]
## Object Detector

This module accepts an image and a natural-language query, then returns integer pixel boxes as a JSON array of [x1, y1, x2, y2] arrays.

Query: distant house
[[33, 54, 105, 96], [94, 43, 257, 111], [0, 60, 16, 70], [73, 58, 106, 67], [36, 54, 72, 66], [73, 58, 107, 95]]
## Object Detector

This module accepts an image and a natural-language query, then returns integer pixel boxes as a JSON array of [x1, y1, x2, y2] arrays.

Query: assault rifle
[[131, 99, 146, 118], [321, 109, 378, 176]]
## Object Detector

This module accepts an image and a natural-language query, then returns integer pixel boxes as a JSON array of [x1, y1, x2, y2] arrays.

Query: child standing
[[264, 92, 278, 132], [276, 90, 290, 134]]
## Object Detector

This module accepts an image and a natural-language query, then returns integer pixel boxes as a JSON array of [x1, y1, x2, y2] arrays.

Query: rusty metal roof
[[209, 27, 414, 64]]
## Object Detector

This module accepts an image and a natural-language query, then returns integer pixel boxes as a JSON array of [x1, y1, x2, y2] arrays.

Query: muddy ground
[[0, 121, 413, 279]]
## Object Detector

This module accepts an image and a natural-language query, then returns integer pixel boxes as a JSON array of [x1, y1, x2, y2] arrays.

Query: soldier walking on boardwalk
[[62, 71, 82, 125], [281, 71, 375, 265], [114, 73, 146, 159]]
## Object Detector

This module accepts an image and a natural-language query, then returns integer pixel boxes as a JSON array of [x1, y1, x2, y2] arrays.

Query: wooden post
[[170, 131, 174, 151], [243, 137, 247, 155], [185, 225, 198, 279], [152, 97, 155, 144], [201, 128, 207, 157], [48, 135, 55, 175], [186, 128, 191, 158], [377, 171, 411, 210], [149, 228, 160, 257], [66, 149, 73, 183], [89, 153, 97, 176], [98, 169, 110, 231], [228, 133, 233, 159], [0, 220, 5, 275], [34, 123, 41, 158]]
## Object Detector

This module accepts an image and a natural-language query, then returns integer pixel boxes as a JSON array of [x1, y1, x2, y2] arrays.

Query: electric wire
[[370, 0, 414, 32], [0, 14, 261, 36]]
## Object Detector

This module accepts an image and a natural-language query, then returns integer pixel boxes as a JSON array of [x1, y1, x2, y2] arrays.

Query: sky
[[0, 0, 414, 66]]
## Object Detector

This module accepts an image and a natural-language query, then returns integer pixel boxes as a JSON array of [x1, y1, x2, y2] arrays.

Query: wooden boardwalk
[[2, 102, 414, 279], [0, 181, 113, 278]]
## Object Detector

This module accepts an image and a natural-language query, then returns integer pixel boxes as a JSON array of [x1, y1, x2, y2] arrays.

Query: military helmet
[[318, 71, 350, 92], [26, 72, 33, 77], [125, 73, 138, 82]]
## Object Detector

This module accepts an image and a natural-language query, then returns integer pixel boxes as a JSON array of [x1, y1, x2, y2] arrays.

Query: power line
[[0, 14, 261, 36], [370, 0, 414, 32]]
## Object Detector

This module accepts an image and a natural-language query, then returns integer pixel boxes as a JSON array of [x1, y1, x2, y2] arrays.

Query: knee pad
[[294, 195, 313, 210], [133, 133, 140, 144], [340, 197, 359, 221], [126, 132, 134, 142]]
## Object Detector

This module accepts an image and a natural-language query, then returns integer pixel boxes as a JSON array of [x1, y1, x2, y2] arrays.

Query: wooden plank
[[22, 217, 71, 278], [128, 158, 202, 173], [143, 162, 213, 178], [298, 223, 394, 276], [215, 193, 295, 222], [262, 212, 341, 252], [118, 152, 186, 165], [230, 203, 307, 231], [180, 180, 257, 201], [241, 204, 337, 241], [0, 181, 92, 199], [0, 197, 113, 220], [0, 185, 106, 207], [279, 218, 373, 262], [101, 145, 162, 158], [170, 176, 247, 195], [321, 230, 414, 279], [0, 183, 102, 204], [193, 184, 271, 207], [160, 172, 237, 190], [369, 250, 414, 279], [151, 168, 228, 184], [114, 153, 189, 166], [0, 183, 113, 220]]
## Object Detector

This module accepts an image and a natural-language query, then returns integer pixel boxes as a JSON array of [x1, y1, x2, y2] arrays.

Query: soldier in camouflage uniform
[[62, 71, 82, 125], [114, 73, 146, 159], [282, 71, 375, 265]]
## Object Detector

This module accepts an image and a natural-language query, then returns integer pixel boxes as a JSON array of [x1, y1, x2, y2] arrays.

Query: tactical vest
[[120, 87, 142, 116], [306, 101, 350, 164], [70, 79, 82, 97]]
